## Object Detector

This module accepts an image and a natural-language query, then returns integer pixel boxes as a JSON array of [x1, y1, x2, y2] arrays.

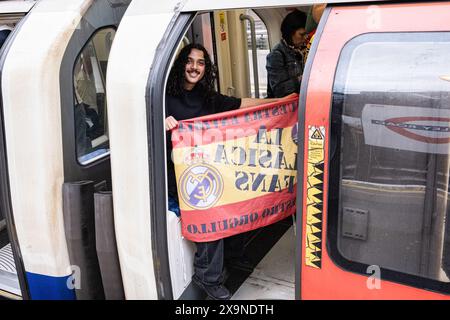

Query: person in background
[[0, 25, 13, 48], [266, 9, 307, 98], [165, 43, 295, 300], [303, 4, 327, 63], [305, 3, 327, 35], [74, 58, 101, 157]]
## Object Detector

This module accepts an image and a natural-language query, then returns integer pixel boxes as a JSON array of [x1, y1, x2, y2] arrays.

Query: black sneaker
[[192, 277, 231, 300]]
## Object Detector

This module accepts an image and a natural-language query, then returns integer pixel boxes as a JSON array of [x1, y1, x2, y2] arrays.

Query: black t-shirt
[[166, 85, 241, 198]]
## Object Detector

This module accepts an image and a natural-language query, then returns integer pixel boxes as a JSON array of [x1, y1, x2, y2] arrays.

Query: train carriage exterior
[[1, 0, 450, 300], [0, 0, 131, 300]]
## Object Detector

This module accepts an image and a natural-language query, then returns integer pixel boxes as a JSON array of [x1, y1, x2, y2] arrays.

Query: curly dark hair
[[166, 43, 217, 100]]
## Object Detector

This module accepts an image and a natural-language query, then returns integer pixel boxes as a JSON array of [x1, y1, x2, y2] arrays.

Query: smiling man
[[165, 43, 294, 300]]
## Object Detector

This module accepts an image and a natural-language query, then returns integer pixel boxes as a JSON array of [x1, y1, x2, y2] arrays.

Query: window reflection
[[74, 28, 115, 165], [332, 33, 450, 284]]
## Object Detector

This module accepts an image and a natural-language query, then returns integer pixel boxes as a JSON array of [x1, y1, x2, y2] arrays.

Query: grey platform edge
[[94, 191, 125, 300], [62, 181, 105, 300]]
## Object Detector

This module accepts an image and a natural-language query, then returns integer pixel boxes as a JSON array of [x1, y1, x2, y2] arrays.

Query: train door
[[299, 1, 450, 299], [0, 0, 36, 300], [0, 0, 130, 300], [106, 1, 180, 300]]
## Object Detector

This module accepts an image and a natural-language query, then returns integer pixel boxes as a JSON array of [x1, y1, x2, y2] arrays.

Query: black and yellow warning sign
[[305, 125, 325, 269], [311, 128, 323, 140]]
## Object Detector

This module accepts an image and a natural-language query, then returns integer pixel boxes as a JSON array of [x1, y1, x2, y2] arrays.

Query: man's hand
[[165, 116, 178, 131]]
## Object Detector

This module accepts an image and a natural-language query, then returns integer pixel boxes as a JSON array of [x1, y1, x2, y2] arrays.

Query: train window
[[244, 10, 269, 98], [73, 28, 115, 165], [329, 32, 450, 293]]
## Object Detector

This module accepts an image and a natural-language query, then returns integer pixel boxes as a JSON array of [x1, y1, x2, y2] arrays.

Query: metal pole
[[419, 153, 437, 277], [240, 14, 260, 98]]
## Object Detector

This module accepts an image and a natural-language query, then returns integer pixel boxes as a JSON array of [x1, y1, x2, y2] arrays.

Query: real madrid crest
[[179, 163, 224, 210], [179, 146, 223, 210]]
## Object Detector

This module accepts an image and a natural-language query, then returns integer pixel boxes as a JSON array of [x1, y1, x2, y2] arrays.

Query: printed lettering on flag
[[171, 96, 299, 242]]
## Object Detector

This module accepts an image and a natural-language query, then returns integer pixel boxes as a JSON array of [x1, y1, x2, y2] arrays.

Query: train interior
[[165, 6, 313, 300]]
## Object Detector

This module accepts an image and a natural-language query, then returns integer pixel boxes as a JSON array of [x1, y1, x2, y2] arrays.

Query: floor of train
[[231, 225, 295, 300], [225, 217, 295, 300]]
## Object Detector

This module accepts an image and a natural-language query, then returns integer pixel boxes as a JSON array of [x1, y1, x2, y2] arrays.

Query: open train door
[[298, 1, 450, 299], [1, 0, 130, 299], [106, 0, 190, 299]]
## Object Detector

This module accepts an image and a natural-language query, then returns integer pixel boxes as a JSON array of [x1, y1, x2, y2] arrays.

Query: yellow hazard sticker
[[305, 125, 325, 269]]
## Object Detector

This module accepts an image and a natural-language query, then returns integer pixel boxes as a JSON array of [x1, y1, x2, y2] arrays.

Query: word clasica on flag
[[171, 95, 299, 242]]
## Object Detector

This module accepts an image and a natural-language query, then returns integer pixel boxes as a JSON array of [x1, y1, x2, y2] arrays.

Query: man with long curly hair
[[165, 43, 294, 300]]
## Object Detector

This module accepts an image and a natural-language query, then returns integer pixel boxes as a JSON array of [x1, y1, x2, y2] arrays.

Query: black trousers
[[193, 233, 246, 286]]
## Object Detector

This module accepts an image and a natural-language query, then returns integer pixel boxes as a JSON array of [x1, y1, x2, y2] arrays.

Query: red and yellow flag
[[171, 96, 299, 242]]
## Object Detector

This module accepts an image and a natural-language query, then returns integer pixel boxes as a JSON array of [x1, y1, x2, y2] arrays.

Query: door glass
[[332, 32, 450, 285], [74, 28, 115, 165]]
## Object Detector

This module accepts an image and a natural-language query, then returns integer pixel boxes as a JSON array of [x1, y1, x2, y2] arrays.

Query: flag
[[171, 96, 299, 242]]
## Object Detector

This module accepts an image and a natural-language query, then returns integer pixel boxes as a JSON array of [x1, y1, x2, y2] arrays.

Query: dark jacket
[[0, 29, 11, 49], [75, 103, 100, 157], [266, 41, 304, 98]]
